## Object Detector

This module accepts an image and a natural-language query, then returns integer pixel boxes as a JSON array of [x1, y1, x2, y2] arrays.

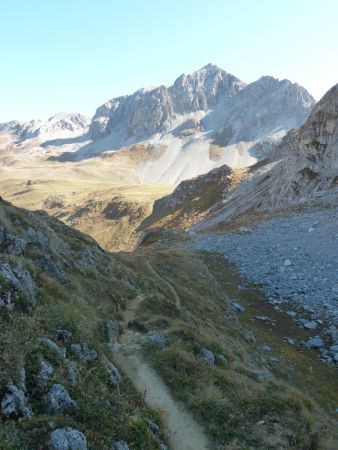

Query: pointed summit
[[90, 65, 246, 139]]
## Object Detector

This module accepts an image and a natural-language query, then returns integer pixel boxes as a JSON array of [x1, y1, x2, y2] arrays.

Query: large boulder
[[145, 330, 167, 348], [42, 384, 76, 414], [0, 263, 37, 303], [1, 383, 32, 420], [66, 364, 77, 385], [200, 348, 215, 366], [41, 338, 66, 359], [304, 336, 324, 349], [49, 427, 87, 450], [100, 355, 122, 387]]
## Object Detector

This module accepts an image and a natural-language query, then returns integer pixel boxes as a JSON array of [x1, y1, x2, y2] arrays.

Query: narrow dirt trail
[[145, 260, 181, 308], [113, 294, 212, 450]]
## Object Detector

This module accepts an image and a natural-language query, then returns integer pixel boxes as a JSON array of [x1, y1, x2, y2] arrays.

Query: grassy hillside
[[1, 200, 337, 449], [139, 166, 247, 232], [0, 199, 167, 449], [0, 142, 173, 252]]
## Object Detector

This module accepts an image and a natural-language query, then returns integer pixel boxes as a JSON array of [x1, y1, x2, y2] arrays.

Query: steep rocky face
[[90, 64, 245, 140], [90, 65, 314, 146], [88, 65, 315, 184], [91, 87, 175, 139], [170, 63, 245, 114], [255, 82, 338, 207], [213, 76, 315, 145], [194, 83, 338, 229]]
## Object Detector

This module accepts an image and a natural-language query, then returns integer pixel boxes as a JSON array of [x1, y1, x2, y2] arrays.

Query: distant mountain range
[[0, 113, 90, 141], [0, 64, 315, 184]]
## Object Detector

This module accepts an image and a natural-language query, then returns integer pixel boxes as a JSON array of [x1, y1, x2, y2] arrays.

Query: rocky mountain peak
[[305, 83, 338, 130], [89, 64, 246, 140], [0, 66, 317, 188], [201, 82, 338, 225], [170, 64, 245, 114], [212, 75, 315, 146]]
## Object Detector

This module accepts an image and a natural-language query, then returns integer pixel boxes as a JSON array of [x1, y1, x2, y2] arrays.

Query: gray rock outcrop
[[42, 383, 77, 414], [145, 330, 167, 348], [90, 65, 244, 140], [70, 343, 97, 364], [200, 348, 215, 365], [0, 263, 37, 303], [1, 383, 32, 420], [49, 427, 87, 450], [37, 358, 54, 388], [41, 338, 66, 359]]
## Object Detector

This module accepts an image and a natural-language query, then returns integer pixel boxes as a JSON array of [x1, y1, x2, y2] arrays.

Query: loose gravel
[[190, 207, 338, 324]]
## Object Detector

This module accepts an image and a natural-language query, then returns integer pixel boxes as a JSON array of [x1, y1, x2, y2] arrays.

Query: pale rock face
[[0, 64, 316, 186], [90, 65, 314, 145], [90, 88, 175, 139], [170, 63, 245, 114], [88, 64, 315, 184], [89, 64, 245, 140], [0, 113, 90, 142], [252, 83, 338, 208], [42, 383, 77, 414], [196, 83, 338, 228], [213, 76, 315, 145]]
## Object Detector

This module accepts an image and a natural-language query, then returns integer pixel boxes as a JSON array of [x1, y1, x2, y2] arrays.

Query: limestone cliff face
[[89, 64, 245, 139], [263, 83, 338, 205], [0, 65, 317, 186], [214, 76, 315, 144], [170, 64, 244, 114], [89, 64, 314, 146], [195, 83, 338, 229], [88, 65, 315, 185]]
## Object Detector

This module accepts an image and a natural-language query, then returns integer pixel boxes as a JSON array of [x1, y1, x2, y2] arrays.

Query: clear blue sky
[[1, 0, 337, 121]]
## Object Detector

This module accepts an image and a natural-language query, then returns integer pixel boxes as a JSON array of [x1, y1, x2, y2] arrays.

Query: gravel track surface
[[191, 207, 338, 324]]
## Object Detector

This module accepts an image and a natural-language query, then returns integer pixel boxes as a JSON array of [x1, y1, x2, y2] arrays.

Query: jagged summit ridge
[[0, 64, 316, 185], [86, 64, 315, 184], [212, 75, 315, 145], [194, 82, 338, 228], [89, 65, 314, 145], [0, 112, 90, 142], [89, 64, 245, 139]]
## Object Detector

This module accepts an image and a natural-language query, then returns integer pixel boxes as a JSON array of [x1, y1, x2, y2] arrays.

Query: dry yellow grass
[[0, 147, 173, 250]]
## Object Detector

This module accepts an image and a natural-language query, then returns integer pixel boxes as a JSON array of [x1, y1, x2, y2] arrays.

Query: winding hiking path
[[113, 294, 212, 450], [145, 260, 181, 308]]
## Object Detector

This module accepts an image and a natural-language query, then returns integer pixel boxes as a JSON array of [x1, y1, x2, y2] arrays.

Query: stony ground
[[191, 206, 338, 325]]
